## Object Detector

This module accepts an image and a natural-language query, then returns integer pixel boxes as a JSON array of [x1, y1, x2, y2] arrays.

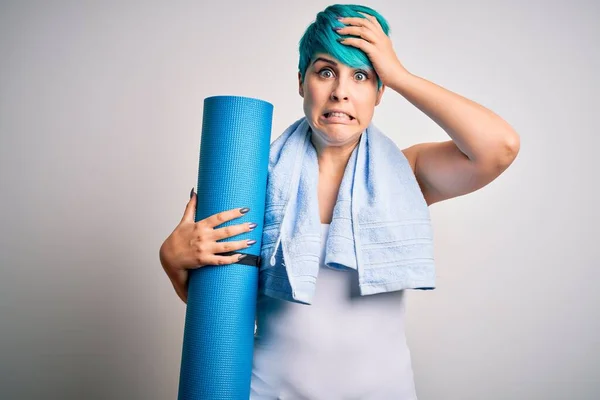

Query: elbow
[[473, 131, 520, 176], [501, 131, 520, 167]]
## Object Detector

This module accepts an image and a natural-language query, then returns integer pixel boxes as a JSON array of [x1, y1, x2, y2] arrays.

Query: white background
[[1, 0, 598, 399]]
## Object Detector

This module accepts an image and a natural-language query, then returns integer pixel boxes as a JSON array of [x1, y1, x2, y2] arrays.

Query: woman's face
[[299, 52, 385, 148]]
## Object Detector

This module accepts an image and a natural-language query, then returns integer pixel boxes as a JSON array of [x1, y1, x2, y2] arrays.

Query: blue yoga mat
[[178, 95, 273, 399]]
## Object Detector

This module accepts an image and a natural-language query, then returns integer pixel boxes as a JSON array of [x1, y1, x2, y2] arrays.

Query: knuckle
[[196, 243, 207, 254], [193, 221, 204, 232]]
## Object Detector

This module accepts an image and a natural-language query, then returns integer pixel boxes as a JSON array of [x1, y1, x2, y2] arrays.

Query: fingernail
[[190, 187, 194, 198], [248, 222, 257, 230], [247, 239, 257, 246], [240, 207, 250, 214], [238, 254, 248, 261]]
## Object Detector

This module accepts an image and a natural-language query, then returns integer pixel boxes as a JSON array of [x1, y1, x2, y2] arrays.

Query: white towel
[[259, 117, 435, 305]]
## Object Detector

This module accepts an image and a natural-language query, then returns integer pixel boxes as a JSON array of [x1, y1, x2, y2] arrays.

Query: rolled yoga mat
[[178, 96, 273, 399]]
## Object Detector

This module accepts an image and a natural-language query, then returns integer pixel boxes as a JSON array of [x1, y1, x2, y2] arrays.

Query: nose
[[330, 78, 350, 101]]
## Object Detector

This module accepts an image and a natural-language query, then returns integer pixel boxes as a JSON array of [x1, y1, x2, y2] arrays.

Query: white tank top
[[250, 224, 418, 400]]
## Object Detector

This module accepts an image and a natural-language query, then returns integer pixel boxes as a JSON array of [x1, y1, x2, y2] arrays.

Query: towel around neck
[[258, 117, 436, 305]]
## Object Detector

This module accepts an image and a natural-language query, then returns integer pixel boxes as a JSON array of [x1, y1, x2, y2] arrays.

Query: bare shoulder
[[401, 144, 428, 203], [401, 145, 418, 174]]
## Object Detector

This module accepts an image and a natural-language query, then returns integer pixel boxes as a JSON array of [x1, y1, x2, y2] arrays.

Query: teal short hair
[[298, 4, 390, 91]]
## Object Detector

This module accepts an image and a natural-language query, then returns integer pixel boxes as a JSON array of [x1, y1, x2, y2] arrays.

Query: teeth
[[327, 112, 351, 119]]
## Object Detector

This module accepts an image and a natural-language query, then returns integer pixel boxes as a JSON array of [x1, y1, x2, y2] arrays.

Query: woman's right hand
[[159, 188, 256, 303]]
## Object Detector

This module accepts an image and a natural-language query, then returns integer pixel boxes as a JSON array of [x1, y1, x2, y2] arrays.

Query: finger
[[358, 11, 381, 26], [181, 188, 197, 224], [338, 37, 375, 52], [336, 25, 378, 44], [202, 207, 249, 229], [206, 253, 249, 266], [212, 222, 253, 241], [338, 16, 375, 30], [357, 12, 383, 30], [213, 238, 255, 254]]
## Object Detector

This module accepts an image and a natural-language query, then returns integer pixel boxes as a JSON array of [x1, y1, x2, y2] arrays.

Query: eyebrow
[[311, 57, 337, 67]]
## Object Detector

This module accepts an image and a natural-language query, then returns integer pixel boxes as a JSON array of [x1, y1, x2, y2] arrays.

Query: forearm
[[388, 71, 520, 165]]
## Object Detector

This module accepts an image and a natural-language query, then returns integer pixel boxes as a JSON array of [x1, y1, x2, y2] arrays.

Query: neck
[[310, 129, 360, 178]]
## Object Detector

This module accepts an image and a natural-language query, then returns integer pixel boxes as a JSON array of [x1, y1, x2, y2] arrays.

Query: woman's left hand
[[335, 13, 409, 88]]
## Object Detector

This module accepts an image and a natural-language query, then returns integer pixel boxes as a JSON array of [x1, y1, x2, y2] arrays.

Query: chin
[[312, 124, 362, 146]]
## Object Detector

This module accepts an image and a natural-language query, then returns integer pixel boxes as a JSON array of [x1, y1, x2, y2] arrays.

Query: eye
[[318, 68, 334, 78], [354, 71, 369, 81]]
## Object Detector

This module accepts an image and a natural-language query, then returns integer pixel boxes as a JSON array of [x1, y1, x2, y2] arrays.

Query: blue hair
[[298, 4, 391, 91]]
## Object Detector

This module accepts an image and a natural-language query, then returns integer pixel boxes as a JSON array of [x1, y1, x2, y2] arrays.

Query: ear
[[298, 72, 304, 98], [375, 84, 385, 106]]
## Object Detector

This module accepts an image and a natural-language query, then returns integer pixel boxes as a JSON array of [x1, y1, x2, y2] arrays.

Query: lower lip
[[320, 114, 355, 124]]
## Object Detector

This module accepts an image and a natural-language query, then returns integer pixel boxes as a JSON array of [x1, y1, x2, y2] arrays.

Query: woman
[[159, 4, 520, 399]]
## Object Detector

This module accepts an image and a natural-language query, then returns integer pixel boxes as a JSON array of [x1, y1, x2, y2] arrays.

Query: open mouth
[[323, 112, 355, 120]]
